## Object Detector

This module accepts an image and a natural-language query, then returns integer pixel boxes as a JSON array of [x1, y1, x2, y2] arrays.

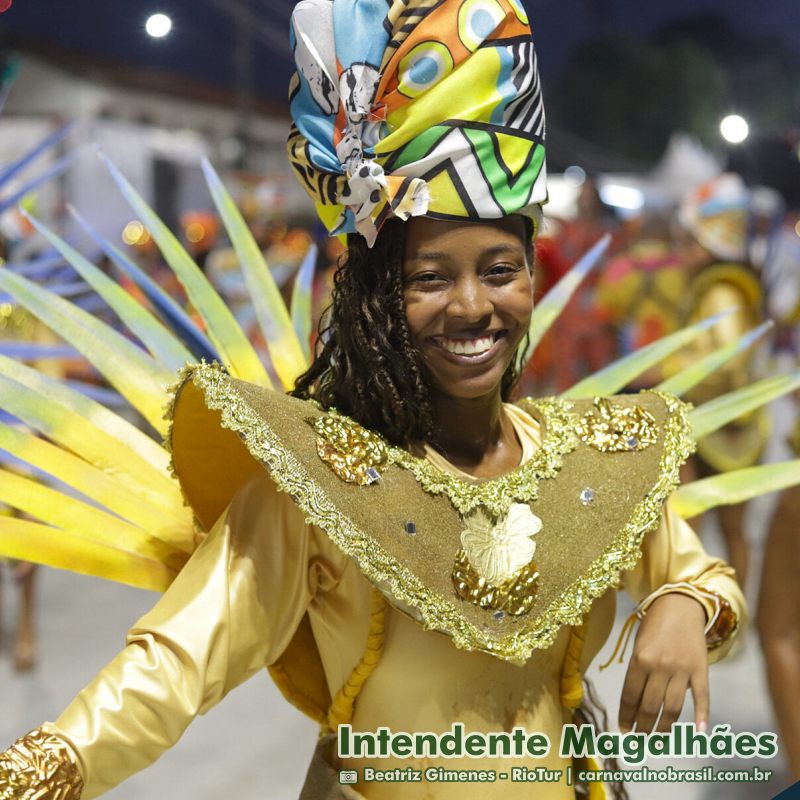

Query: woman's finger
[[655, 674, 689, 732], [635, 673, 670, 734], [690, 666, 710, 731], [619, 661, 647, 732]]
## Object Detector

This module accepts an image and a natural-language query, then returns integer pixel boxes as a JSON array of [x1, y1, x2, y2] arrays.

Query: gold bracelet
[[0, 727, 84, 800], [705, 596, 739, 650]]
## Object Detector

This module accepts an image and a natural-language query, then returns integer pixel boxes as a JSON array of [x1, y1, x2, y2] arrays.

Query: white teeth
[[440, 334, 496, 356]]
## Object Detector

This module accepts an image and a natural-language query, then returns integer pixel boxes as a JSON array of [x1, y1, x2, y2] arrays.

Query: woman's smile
[[427, 329, 509, 365]]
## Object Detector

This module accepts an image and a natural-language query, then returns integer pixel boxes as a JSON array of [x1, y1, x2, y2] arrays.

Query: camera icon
[[339, 770, 358, 784]]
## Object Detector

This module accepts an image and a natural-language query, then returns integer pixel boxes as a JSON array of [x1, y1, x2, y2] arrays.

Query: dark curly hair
[[291, 217, 534, 446]]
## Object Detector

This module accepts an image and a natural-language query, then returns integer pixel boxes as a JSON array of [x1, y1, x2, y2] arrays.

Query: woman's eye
[[487, 263, 519, 277], [408, 272, 444, 285]]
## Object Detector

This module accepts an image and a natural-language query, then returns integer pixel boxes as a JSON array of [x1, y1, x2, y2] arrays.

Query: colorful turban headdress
[[287, 0, 547, 245], [677, 174, 751, 263]]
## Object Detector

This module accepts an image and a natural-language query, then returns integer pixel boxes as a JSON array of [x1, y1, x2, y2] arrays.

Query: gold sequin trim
[[304, 397, 579, 516], [388, 397, 579, 517], [0, 727, 84, 800], [576, 397, 658, 453], [171, 365, 694, 663], [451, 550, 539, 616], [313, 413, 388, 485]]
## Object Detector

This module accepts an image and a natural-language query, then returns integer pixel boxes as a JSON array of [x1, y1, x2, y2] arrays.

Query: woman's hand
[[619, 593, 709, 734]]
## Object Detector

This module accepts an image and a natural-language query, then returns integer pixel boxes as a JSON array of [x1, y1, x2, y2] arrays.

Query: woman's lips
[[427, 330, 508, 366]]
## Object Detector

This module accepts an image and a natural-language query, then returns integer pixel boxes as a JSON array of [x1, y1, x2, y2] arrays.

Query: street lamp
[[720, 114, 749, 145], [146, 13, 173, 38]]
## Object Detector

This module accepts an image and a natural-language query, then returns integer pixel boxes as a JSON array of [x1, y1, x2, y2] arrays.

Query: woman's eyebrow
[[406, 250, 451, 262], [406, 244, 524, 262], [482, 243, 525, 258]]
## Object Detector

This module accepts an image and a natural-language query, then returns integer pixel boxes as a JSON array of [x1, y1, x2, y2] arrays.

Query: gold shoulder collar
[[168, 362, 694, 664]]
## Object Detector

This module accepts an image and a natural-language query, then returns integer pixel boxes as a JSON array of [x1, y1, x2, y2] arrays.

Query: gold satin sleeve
[[621, 503, 746, 663], [25, 470, 345, 800]]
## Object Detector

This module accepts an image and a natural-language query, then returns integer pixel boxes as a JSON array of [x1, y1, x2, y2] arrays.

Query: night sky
[[1, 0, 798, 104]]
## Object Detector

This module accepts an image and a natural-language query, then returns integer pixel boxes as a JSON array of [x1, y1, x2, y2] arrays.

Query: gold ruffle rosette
[[577, 397, 658, 453], [451, 550, 539, 616], [313, 413, 388, 485]]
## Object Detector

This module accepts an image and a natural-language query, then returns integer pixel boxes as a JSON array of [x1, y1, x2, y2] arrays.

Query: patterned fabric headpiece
[[287, 0, 547, 245], [677, 174, 751, 263]]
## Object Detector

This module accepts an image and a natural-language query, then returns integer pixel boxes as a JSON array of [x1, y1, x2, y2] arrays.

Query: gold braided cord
[[559, 624, 587, 711], [326, 588, 388, 731], [173, 364, 694, 664], [0, 728, 84, 800], [597, 612, 640, 671]]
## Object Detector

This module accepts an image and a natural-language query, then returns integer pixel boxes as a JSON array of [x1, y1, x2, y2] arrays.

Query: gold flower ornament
[[461, 503, 542, 583], [452, 504, 542, 616]]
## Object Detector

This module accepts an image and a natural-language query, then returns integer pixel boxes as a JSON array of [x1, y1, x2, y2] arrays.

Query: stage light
[[720, 115, 749, 145], [146, 13, 172, 39], [599, 184, 643, 211]]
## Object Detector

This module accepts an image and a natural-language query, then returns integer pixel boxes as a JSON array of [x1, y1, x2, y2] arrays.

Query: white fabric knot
[[339, 159, 388, 215]]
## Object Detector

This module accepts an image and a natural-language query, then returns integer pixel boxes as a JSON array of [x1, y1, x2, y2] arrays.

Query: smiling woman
[[0, 0, 753, 798], [402, 217, 535, 475], [291, 215, 535, 456]]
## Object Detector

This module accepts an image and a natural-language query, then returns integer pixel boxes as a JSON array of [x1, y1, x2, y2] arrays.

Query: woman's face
[[402, 216, 534, 402]]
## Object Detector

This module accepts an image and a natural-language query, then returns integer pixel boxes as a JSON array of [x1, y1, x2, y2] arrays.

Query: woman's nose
[[447, 278, 493, 321]]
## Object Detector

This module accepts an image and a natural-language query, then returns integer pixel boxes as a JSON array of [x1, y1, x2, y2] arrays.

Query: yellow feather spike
[[24, 210, 194, 371], [203, 159, 309, 389], [0, 367, 189, 532], [0, 515, 177, 593], [670, 460, 800, 518], [0, 423, 193, 553], [0, 268, 173, 433], [0, 469, 188, 572], [100, 151, 271, 387]]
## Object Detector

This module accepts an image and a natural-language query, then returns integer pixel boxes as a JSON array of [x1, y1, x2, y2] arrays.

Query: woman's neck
[[427, 390, 522, 477]]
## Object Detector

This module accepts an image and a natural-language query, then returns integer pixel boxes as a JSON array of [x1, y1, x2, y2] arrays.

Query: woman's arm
[[1, 470, 343, 799], [616, 504, 746, 734]]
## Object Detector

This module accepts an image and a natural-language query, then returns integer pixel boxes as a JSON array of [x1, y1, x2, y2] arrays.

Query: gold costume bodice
[[1, 366, 745, 799]]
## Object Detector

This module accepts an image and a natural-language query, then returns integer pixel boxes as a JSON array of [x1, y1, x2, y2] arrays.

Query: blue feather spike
[[0, 149, 81, 216], [0, 122, 76, 189], [67, 205, 219, 363], [5, 254, 66, 279]]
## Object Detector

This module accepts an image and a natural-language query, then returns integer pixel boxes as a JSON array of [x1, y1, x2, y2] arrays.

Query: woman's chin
[[427, 367, 511, 403]]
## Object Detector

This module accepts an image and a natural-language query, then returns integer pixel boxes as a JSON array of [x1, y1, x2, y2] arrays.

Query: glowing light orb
[[720, 115, 749, 145], [122, 221, 149, 246], [564, 165, 587, 187], [146, 13, 172, 38], [186, 222, 206, 243]]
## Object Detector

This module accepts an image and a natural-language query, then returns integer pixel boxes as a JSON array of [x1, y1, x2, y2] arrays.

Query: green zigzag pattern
[[386, 123, 545, 215]]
